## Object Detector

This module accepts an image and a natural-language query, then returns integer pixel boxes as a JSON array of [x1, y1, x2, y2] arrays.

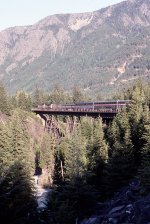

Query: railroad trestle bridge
[[32, 100, 130, 136]]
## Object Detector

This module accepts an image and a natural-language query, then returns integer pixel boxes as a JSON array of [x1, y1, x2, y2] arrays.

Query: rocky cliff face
[[0, 12, 93, 74], [80, 180, 150, 224], [0, 0, 150, 95]]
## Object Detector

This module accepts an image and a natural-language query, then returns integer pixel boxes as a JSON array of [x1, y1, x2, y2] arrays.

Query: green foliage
[[138, 119, 150, 194], [126, 82, 150, 165], [47, 178, 97, 224], [105, 110, 135, 195], [0, 80, 149, 223], [15, 91, 32, 111], [93, 119, 108, 162], [40, 133, 56, 185], [104, 82, 150, 196], [0, 82, 11, 115], [0, 122, 13, 173], [65, 129, 88, 182], [10, 110, 30, 163], [72, 86, 85, 103], [2, 3, 150, 97], [32, 86, 45, 107], [84, 118, 108, 188], [49, 85, 71, 104], [0, 161, 37, 224]]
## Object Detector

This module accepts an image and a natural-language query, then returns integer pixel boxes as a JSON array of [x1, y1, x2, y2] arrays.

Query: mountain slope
[[0, 0, 150, 96]]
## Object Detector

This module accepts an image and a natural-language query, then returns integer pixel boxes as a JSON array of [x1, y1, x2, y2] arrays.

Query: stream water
[[33, 175, 51, 210]]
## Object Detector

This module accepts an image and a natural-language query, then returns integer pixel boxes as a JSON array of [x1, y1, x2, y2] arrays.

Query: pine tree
[[72, 86, 84, 103], [138, 105, 150, 149], [84, 118, 108, 188], [49, 85, 71, 104], [0, 82, 11, 115], [80, 117, 93, 143], [138, 116, 150, 194], [41, 133, 56, 185], [0, 161, 37, 224], [65, 129, 88, 183], [16, 91, 32, 111], [93, 118, 108, 162], [127, 81, 146, 164], [105, 111, 135, 195], [107, 118, 121, 155], [0, 122, 13, 173], [10, 110, 30, 163], [33, 86, 44, 107]]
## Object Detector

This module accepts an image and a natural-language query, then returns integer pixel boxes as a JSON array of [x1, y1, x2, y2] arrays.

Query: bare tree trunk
[[60, 160, 64, 181]]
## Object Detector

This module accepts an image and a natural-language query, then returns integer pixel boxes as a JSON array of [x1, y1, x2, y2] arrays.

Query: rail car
[[75, 100, 130, 105], [37, 100, 131, 112], [61, 100, 131, 112]]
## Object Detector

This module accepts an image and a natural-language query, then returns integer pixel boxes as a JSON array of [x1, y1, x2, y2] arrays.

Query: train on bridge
[[37, 100, 131, 112]]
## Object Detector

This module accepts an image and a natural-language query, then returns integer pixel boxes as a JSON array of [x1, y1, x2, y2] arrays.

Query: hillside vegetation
[[0, 0, 149, 96], [0, 81, 149, 223]]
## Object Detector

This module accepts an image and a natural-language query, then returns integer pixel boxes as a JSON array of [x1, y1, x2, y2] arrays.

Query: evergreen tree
[[80, 117, 93, 143], [84, 118, 108, 188], [41, 133, 56, 185], [10, 110, 30, 163], [105, 111, 135, 195], [0, 122, 13, 173], [72, 86, 84, 103], [0, 82, 11, 115], [107, 118, 121, 155], [0, 161, 37, 224], [49, 85, 71, 104], [93, 118, 108, 162], [127, 82, 147, 165], [34, 144, 42, 176], [32, 86, 44, 107], [47, 178, 97, 224], [65, 129, 88, 182], [16, 91, 32, 111], [138, 115, 150, 194]]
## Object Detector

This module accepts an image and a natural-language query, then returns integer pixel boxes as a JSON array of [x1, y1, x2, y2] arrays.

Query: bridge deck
[[32, 108, 117, 119]]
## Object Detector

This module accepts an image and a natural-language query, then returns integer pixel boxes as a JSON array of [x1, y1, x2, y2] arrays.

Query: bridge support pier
[[38, 114, 82, 137], [36, 111, 114, 137]]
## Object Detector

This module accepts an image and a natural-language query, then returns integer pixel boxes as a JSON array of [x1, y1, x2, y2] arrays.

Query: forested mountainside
[[0, 0, 150, 96], [0, 81, 150, 224]]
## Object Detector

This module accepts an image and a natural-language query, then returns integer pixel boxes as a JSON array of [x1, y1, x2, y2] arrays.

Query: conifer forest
[[0, 81, 150, 224]]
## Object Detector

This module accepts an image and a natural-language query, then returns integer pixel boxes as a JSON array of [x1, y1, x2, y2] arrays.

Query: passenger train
[[37, 100, 131, 112]]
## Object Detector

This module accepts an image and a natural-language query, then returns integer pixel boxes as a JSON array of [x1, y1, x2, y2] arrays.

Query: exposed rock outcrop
[[0, 0, 150, 95], [80, 180, 150, 224]]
